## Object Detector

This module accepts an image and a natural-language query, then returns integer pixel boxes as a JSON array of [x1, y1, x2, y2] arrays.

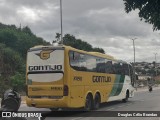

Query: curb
[[135, 86, 160, 92]]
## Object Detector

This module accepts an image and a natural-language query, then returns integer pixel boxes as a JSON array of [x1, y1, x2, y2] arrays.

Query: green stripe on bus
[[114, 75, 125, 96], [109, 75, 121, 96], [109, 75, 125, 96]]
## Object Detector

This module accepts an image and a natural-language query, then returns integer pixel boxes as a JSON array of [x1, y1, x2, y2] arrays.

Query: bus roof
[[64, 45, 115, 60], [30, 44, 116, 60], [89, 52, 114, 59]]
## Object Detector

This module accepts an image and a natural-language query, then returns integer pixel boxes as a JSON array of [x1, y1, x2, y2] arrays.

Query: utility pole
[[154, 53, 157, 76], [131, 38, 137, 90], [60, 0, 63, 44]]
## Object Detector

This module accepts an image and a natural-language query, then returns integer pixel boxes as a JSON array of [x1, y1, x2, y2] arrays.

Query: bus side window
[[123, 63, 130, 75], [105, 60, 113, 74], [119, 63, 125, 75], [69, 51, 87, 71], [86, 55, 96, 72], [112, 62, 118, 74], [69, 51, 78, 68], [112, 62, 116, 74], [96, 58, 106, 73], [116, 63, 122, 75], [96, 63, 105, 73], [115, 62, 126, 75]]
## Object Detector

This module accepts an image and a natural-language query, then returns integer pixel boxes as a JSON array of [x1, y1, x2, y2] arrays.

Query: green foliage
[[0, 30, 18, 49], [5, 47, 23, 70], [10, 72, 25, 92], [0, 22, 50, 94], [0, 43, 25, 94], [0, 76, 8, 97], [22, 26, 33, 35], [0, 23, 50, 58], [123, 0, 160, 30], [92, 47, 105, 54], [63, 34, 105, 53]]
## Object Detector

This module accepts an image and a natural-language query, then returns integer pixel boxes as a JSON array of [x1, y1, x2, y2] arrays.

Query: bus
[[26, 44, 135, 110]]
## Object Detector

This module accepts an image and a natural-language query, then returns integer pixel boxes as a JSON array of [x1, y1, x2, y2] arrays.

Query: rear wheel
[[93, 94, 100, 110], [122, 91, 129, 103], [84, 94, 93, 111]]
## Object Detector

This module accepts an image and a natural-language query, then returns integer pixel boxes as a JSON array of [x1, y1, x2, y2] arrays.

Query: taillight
[[63, 85, 69, 96]]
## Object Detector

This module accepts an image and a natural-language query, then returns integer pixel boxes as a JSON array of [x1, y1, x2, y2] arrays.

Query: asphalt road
[[17, 88, 160, 120]]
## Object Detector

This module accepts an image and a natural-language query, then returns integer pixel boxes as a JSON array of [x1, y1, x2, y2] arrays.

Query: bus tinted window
[[123, 63, 130, 75], [69, 51, 96, 72], [69, 51, 87, 71], [86, 55, 96, 72], [113, 62, 120, 74], [69, 51, 121, 74], [112, 62, 130, 75], [105, 60, 113, 74], [113, 62, 123, 75], [96, 57, 106, 73]]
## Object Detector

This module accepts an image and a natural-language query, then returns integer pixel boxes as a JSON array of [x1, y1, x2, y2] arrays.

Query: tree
[[10, 72, 25, 92], [0, 30, 18, 49], [53, 33, 61, 43], [22, 26, 33, 35], [92, 47, 105, 54], [0, 22, 50, 94], [123, 0, 160, 30], [63, 34, 105, 53]]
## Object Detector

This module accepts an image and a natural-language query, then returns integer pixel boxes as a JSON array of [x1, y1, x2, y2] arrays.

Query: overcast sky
[[0, 0, 160, 62]]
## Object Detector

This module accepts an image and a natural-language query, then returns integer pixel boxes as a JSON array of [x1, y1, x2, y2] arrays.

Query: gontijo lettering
[[28, 65, 62, 71], [92, 76, 111, 83]]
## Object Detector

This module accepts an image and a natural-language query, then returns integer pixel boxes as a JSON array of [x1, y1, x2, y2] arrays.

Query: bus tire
[[122, 91, 129, 103], [84, 94, 93, 111], [93, 93, 100, 110]]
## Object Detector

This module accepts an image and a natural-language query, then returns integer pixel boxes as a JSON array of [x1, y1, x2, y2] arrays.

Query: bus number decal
[[92, 76, 111, 83], [74, 76, 82, 81], [51, 87, 63, 90]]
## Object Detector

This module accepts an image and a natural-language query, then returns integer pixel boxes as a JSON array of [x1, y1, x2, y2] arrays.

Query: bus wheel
[[122, 91, 129, 103], [93, 93, 100, 110], [50, 108, 59, 111], [84, 94, 93, 111]]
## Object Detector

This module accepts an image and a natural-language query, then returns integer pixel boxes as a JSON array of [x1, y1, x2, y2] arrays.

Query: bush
[[10, 72, 25, 92]]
